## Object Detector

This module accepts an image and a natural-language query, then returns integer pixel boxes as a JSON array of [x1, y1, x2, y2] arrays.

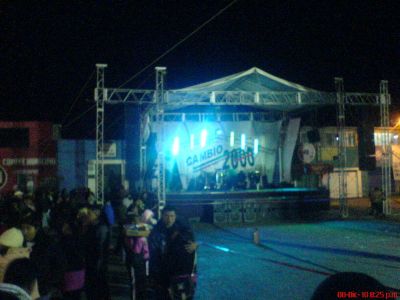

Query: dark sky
[[1, 1, 399, 137]]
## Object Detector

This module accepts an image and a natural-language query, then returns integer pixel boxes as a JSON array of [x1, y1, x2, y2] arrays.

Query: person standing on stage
[[148, 206, 198, 300], [369, 187, 384, 216]]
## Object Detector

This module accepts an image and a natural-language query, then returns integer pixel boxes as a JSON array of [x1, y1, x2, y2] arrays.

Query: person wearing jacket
[[59, 220, 85, 300], [79, 207, 111, 300], [20, 213, 66, 299], [148, 206, 198, 300], [0, 257, 38, 300]]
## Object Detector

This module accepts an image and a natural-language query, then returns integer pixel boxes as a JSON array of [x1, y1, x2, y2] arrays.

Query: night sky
[[1, 1, 399, 137]]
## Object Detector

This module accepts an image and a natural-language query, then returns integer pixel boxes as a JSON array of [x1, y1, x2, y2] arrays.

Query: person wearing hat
[[0, 228, 25, 282], [0, 228, 40, 299]]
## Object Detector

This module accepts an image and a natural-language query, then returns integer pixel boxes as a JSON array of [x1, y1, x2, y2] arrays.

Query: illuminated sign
[[186, 145, 224, 167]]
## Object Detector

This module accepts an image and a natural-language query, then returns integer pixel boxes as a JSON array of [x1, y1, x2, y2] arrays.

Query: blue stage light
[[190, 134, 195, 150], [254, 138, 259, 154], [201, 129, 208, 148], [172, 136, 180, 156], [241, 134, 246, 150], [230, 131, 234, 147]]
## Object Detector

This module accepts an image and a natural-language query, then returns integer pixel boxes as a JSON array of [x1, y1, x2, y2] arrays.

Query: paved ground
[[109, 200, 400, 300]]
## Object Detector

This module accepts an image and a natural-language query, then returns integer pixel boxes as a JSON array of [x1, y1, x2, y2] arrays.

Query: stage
[[166, 187, 330, 224]]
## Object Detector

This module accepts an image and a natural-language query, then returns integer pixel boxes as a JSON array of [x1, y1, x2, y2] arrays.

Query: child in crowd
[[124, 211, 151, 300]]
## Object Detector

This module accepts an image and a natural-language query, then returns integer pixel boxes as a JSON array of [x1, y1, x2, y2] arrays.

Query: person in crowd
[[85, 188, 96, 206], [311, 272, 392, 300], [20, 195, 37, 215], [0, 258, 38, 300], [148, 206, 198, 300], [141, 192, 158, 224], [0, 228, 40, 299], [79, 207, 111, 300], [34, 190, 52, 230], [114, 193, 134, 257], [0, 228, 26, 282], [52, 191, 76, 227], [59, 220, 85, 300], [20, 213, 66, 299], [124, 211, 151, 300], [369, 187, 384, 216]]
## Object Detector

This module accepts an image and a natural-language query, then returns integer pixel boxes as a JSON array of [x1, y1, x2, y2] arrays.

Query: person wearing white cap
[[0, 228, 24, 250], [0, 228, 40, 299]]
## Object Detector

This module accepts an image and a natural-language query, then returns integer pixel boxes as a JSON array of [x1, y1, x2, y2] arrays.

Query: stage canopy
[[177, 67, 316, 93], [164, 67, 331, 111]]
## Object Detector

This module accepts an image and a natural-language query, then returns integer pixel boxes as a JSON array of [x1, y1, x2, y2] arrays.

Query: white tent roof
[[176, 67, 316, 92]]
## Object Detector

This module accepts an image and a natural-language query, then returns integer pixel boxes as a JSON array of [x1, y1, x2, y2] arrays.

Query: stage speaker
[[213, 203, 228, 224], [243, 200, 257, 223], [307, 129, 320, 143], [358, 126, 376, 171], [228, 202, 242, 223]]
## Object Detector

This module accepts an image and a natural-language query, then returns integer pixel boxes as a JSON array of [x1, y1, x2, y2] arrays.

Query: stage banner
[[392, 145, 400, 181], [281, 118, 301, 183], [152, 120, 282, 190]]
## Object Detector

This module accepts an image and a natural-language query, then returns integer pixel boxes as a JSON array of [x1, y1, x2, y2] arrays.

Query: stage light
[[201, 129, 208, 148], [241, 134, 246, 150], [190, 134, 195, 150], [216, 129, 223, 135], [254, 138, 259, 154], [230, 131, 234, 147], [172, 136, 180, 156]]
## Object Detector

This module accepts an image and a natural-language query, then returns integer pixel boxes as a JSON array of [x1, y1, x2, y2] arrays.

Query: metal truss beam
[[148, 112, 280, 122], [105, 88, 155, 104], [103, 89, 381, 108]]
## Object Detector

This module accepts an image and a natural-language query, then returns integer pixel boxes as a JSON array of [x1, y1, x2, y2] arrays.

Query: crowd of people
[[0, 187, 198, 300]]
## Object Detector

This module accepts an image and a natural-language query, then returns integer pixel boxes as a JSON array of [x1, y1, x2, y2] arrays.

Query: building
[[0, 122, 58, 194], [57, 139, 128, 196], [298, 126, 398, 199]]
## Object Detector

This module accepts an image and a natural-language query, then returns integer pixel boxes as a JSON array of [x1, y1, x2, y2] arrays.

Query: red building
[[0, 122, 58, 194]]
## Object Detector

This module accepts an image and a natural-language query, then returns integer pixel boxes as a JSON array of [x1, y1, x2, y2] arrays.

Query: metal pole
[[95, 64, 107, 206], [139, 111, 147, 191], [335, 77, 348, 217], [155, 67, 167, 217], [380, 80, 391, 215]]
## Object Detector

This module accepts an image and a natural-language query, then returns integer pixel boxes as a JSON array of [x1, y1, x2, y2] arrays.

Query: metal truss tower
[[380, 80, 391, 215], [95, 64, 107, 205], [335, 78, 348, 218], [155, 67, 167, 217]]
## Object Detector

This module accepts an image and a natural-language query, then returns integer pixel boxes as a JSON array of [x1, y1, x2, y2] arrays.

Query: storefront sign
[[2, 158, 56, 166], [102, 143, 117, 157]]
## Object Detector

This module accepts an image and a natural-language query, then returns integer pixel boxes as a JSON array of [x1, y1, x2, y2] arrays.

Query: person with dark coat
[[79, 207, 111, 300], [59, 220, 85, 300], [20, 214, 66, 299], [0, 258, 38, 300], [369, 187, 384, 216], [148, 206, 198, 300]]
